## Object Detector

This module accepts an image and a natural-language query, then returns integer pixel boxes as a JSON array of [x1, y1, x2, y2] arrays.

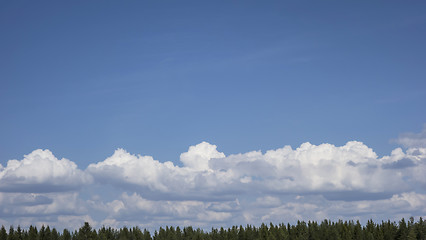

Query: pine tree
[[51, 228, 59, 240], [407, 227, 417, 240], [132, 226, 143, 240], [0, 226, 7, 240], [39, 225, 47, 240], [397, 218, 408, 240], [15, 226, 23, 240], [9, 226, 17, 240], [276, 223, 289, 240], [62, 229, 71, 240], [418, 217, 426, 240], [45, 226, 52, 240], [119, 226, 130, 240], [78, 222, 95, 240], [144, 228, 152, 240], [28, 226, 38, 240]]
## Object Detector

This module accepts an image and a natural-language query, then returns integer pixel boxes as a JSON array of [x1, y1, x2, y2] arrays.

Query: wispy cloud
[[394, 124, 426, 148]]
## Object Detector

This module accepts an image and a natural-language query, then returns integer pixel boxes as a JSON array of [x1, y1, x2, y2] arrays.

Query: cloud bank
[[87, 141, 422, 199], [1, 127, 426, 230]]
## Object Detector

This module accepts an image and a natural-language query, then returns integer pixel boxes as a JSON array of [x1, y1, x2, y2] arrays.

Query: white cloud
[[2, 133, 426, 230], [86, 145, 236, 200], [86, 148, 189, 194], [0, 149, 91, 193], [213, 141, 400, 193], [180, 141, 225, 171], [87, 141, 423, 199]]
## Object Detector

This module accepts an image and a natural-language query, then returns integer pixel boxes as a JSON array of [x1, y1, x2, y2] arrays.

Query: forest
[[0, 217, 425, 240]]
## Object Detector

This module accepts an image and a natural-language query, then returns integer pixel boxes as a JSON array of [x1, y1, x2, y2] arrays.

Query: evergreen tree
[[21, 228, 29, 240], [62, 229, 71, 240], [28, 226, 38, 240], [340, 223, 351, 240], [352, 221, 362, 240], [0, 226, 7, 240], [382, 220, 397, 240], [417, 217, 426, 240], [119, 226, 130, 240], [143, 229, 152, 240], [307, 221, 319, 240], [45, 226, 52, 240], [295, 221, 309, 240], [9, 226, 17, 240], [15, 226, 23, 240], [39, 225, 46, 240], [218, 227, 225, 240], [397, 218, 408, 240], [227, 226, 238, 240], [407, 227, 417, 240], [373, 225, 384, 240], [175, 227, 182, 240], [318, 220, 330, 240], [132, 226, 144, 240], [259, 223, 268, 240], [51, 228, 59, 240], [78, 222, 95, 240], [2, 216, 426, 240], [210, 228, 218, 240]]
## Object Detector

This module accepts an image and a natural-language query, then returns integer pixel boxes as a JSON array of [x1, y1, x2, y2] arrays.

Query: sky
[[1, 0, 426, 231]]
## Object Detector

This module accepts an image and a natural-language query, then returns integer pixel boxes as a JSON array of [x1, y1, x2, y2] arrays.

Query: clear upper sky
[[1, 1, 425, 166], [0, 1, 426, 230]]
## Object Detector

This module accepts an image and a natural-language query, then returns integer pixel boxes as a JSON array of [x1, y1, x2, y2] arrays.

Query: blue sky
[[1, 1, 426, 230]]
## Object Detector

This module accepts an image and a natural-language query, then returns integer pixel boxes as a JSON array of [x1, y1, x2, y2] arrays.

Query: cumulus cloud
[[2, 131, 426, 230], [211, 141, 403, 193], [86, 144, 237, 200], [180, 141, 225, 171], [86, 148, 189, 195], [0, 149, 91, 193], [88, 141, 420, 199]]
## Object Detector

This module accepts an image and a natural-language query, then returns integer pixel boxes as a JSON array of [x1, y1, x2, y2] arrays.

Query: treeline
[[0, 217, 425, 240]]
